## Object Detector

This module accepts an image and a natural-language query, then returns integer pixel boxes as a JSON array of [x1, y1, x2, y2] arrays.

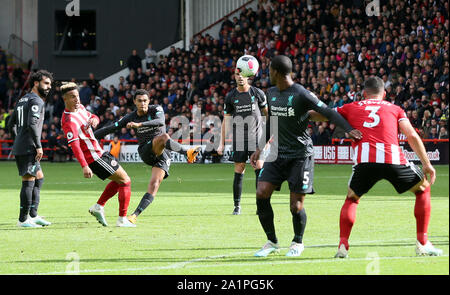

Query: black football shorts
[[138, 141, 171, 179], [349, 162, 424, 197], [259, 155, 315, 194], [15, 153, 42, 177], [89, 152, 120, 180]]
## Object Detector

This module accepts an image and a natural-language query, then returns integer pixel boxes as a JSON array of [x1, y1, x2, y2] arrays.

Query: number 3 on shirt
[[363, 106, 381, 128]]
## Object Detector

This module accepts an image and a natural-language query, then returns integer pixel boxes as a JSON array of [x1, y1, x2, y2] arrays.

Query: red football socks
[[339, 197, 359, 250], [118, 182, 131, 217], [97, 181, 119, 206], [414, 186, 431, 245]]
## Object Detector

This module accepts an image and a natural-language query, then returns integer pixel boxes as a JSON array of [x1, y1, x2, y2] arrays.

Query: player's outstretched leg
[[412, 182, 442, 256], [163, 134, 200, 163], [335, 189, 360, 258], [286, 192, 306, 257], [128, 167, 165, 224], [254, 181, 279, 257]]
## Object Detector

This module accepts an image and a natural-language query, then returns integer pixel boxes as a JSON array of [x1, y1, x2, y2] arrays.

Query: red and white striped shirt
[[62, 105, 103, 167], [335, 99, 409, 165]]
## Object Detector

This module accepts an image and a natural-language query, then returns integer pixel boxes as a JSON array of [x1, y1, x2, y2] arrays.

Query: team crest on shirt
[[288, 107, 295, 116], [287, 96, 293, 106], [111, 160, 118, 167], [67, 132, 73, 140]]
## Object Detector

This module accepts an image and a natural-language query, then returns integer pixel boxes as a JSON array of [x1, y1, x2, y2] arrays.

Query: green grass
[[0, 162, 448, 275]]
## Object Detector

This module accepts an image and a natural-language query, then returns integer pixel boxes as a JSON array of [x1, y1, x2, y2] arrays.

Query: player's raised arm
[[130, 106, 165, 128], [94, 113, 133, 139], [302, 90, 362, 140], [399, 119, 436, 185], [87, 111, 100, 129], [307, 110, 328, 122]]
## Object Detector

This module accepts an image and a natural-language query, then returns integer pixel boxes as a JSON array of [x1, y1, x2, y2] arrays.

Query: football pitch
[[0, 162, 448, 275]]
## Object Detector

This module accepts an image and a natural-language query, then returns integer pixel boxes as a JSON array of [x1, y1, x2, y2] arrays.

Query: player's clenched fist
[[250, 149, 261, 169], [83, 166, 93, 178], [346, 129, 363, 141], [35, 148, 44, 162], [217, 143, 224, 155], [127, 122, 142, 129], [88, 117, 99, 129], [422, 163, 436, 185]]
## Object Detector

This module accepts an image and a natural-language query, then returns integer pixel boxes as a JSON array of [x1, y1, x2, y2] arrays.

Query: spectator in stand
[[127, 49, 142, 72], [429, 127, 439, 139], [312, 124, 331, 145], [109, 136, 121, 159], [119, 127, 132, 140], [53, 131, 70, 162], [439, 126, 449, 139], [145, 43, 158, 69], [410, 110, 422, 129], [0, 108, 9, 129], [79, 81, 93, 106], [87, 72, 99, 94]]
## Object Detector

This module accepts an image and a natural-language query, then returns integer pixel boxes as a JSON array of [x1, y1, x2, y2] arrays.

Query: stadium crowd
[[0, 0, 448, 158]]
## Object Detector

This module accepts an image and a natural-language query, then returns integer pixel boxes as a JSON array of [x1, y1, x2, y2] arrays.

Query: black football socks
[[233, 172, 244, 207], [254, 169, 261, 189], [30, 178, 44, 218], [133, 193, 154, 216], [165, 138, 188, 155], [256, 198, 277, 244], [19, 180, 35, 222], [292, 208, 307, 244]]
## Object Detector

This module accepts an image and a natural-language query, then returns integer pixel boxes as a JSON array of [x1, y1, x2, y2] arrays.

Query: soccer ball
[[236, 55, 259, 77]]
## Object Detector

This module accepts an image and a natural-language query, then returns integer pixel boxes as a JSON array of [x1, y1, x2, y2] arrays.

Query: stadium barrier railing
[[0, 139, 55, 160]]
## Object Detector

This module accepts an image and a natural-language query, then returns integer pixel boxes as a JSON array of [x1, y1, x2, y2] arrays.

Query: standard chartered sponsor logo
[[270, 106, 295, 117]]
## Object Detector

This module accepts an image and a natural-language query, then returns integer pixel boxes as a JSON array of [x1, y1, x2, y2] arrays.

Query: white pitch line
[[15, 238, 449, 275]]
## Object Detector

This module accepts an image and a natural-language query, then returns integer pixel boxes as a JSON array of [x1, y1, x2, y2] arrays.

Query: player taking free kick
[[94, 89, 200, 224], [61, 83, 135, 227]]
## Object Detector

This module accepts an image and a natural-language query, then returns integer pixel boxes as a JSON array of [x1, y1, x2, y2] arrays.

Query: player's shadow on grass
[[306, 240, 449, 249], [9, 240, 449, 265], [0, 222, 94, 231], [135, 240, 449, 253], [10, 257, 260, 264], [136, 246, 258, 252]]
